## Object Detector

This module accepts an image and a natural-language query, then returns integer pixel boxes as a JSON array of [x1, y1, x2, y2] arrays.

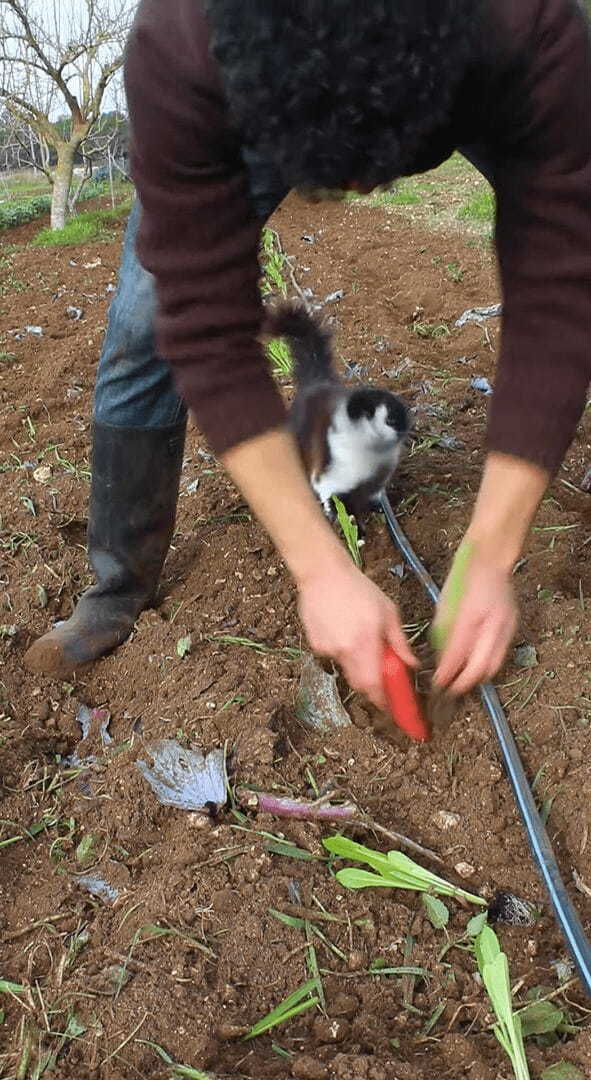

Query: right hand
[[297, 560, 417, 711]]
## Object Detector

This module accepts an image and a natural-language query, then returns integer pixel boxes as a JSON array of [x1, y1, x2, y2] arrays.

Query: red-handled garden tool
[[382, 644, 431, 743]]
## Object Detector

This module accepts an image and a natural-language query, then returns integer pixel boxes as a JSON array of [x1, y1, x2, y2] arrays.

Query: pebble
[[347, 950, 364, 971], [331, 993, 359, 1019], [291, 1056, 329, 1080], [434, 810, 460, 831], [455, 861, 476, 879], [216, 1022, 249, 1041], [312, 1016, 349, 1044]]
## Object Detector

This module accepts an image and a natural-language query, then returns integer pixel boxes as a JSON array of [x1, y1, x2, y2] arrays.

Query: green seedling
[[267, 337, 293, 378], [332, 497, 362, 567], [475, 925, 530, 1080], [244, 978, 320, 1040], [323, 836, 486, 906], [140, 1041, 215, 1079], [422, 894, 450, 929], [429, 538, 475, 653]]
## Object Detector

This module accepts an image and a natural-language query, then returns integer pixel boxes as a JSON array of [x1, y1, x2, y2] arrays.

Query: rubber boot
[[24, 420, 186, 677]]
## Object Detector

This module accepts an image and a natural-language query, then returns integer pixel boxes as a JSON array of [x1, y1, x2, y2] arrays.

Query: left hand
[[433, 550, 518, 695]]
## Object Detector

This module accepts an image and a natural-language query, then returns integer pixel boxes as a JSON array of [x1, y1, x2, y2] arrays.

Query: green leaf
[[541, 1065, 584, 1080], [0, 980, 25, 995], [520, 1002, 565, 1038], [336, 868, 397, 890], [422, 894, 450, 929], [75, 834, 95, 865], [176, 635, 192, 658], [324, 835, 393, 875], [244, 978, 319, 1040], [467, 912, 488, 937], [476, 926, 531, 1080], [475, 924, 501, 975]]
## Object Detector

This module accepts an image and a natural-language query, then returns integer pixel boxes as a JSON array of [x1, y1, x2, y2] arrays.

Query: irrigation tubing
[[380, 493, 591, 997]]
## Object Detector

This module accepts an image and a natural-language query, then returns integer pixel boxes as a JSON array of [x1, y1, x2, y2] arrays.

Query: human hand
[[433, 550, 518, 695], [297, 561, 417, 711]]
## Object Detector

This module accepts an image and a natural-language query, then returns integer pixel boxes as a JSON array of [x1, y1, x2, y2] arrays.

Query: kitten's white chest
[[312, 403, 402, 508]]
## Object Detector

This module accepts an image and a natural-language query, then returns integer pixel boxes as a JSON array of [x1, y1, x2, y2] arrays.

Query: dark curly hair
[[206, 0, 484, 191]]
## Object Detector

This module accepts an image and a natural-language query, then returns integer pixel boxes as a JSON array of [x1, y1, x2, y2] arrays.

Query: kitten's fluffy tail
[[265, 302, 335, 385]]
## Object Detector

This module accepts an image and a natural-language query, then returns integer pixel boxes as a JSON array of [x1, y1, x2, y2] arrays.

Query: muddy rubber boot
[[24, 420, 186, 678]]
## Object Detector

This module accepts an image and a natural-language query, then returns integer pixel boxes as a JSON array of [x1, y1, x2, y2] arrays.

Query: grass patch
[[458, 187, 495, 224], [32, 200, 132, 247]]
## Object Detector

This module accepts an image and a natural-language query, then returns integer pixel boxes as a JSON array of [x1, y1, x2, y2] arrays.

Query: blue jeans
[[93, 146, 492, 430], [93, 149, 288, 429]]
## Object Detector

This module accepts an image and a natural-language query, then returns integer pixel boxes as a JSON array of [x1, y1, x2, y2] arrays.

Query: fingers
[[338, 636, 387, 712], [435, 607, 516, 696], [433, 608, 478, 689], [385, 614, 418, 670]]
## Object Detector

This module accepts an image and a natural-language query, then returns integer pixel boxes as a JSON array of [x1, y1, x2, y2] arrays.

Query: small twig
[[249, 790, 445, 866], [573, 869, 591, 899], [359, 815, 445, 867], [102, 1011, 148, 1067], [5, 913, 72, 942]]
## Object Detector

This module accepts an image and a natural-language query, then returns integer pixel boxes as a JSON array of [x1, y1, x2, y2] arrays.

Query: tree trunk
[[50, 144, 76, 230]]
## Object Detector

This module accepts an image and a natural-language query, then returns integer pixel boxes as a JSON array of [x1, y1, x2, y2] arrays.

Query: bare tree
[[0, 0, 132, 229]]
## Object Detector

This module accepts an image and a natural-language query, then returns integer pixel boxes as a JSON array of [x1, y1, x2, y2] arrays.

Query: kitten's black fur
[[265, 303, 410, 523]]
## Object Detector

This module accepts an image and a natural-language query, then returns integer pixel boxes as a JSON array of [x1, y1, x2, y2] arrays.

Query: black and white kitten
[[265, 303, 410, 521]]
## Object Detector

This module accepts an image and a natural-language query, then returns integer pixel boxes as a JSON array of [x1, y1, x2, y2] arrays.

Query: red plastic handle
[[382, 645, 431, 743]]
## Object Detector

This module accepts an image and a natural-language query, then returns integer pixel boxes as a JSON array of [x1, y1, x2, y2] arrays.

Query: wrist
[[465, 453, 549, 572], [288, 526, 354, 588]]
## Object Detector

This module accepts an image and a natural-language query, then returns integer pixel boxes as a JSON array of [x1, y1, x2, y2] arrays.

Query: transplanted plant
[[323, 835, 487, 907], [475, 924, 530, 1080]]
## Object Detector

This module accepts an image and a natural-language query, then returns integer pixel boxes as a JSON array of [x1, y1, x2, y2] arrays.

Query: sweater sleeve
[[487, 0, 591, 474], [123, 0, 287, 455]]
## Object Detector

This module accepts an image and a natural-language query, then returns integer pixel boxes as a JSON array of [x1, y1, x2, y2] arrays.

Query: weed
[[412, 321, 450, 339], [267, 336, 293, 378], [245, 978, 320, 1039], [206, 633, 301, 659], [332, 497, 362, 566], [260, 227, 288, 298], [458, 188, 495, 224], [0, 351, 17, 364], [140, 1039, 216, 1078], [445, 262, 464, 283]]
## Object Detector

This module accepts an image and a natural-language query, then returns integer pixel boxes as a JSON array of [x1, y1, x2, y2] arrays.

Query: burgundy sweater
[[124, 0, 591, 474]]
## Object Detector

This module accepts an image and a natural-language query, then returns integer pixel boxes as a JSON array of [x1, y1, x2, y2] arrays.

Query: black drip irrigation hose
[[380, 493, 591, 997]]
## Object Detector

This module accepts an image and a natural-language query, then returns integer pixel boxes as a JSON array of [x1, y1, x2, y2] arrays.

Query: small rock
[[324, 289, 344, 303], [514, 643, 538, 669], [580, 465, 591, 493], [434, 810, 460, 831], [331, 993, 359, 1020], [301, 234, 315, 244], [216, 1022, 249, 1041], [312, 1016, 349, 1044], [36, 700, 51, 722], [66, 306, 84, 321], [347, 951, 364, 971], [455, 861, 476, 879], [25, 325, 43, 336], [291, 1056, 329, 1080], [33, 465, 52, 484]]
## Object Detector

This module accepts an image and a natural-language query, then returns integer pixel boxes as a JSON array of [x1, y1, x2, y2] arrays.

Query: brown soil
[[1, 191, 590, 1080]]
